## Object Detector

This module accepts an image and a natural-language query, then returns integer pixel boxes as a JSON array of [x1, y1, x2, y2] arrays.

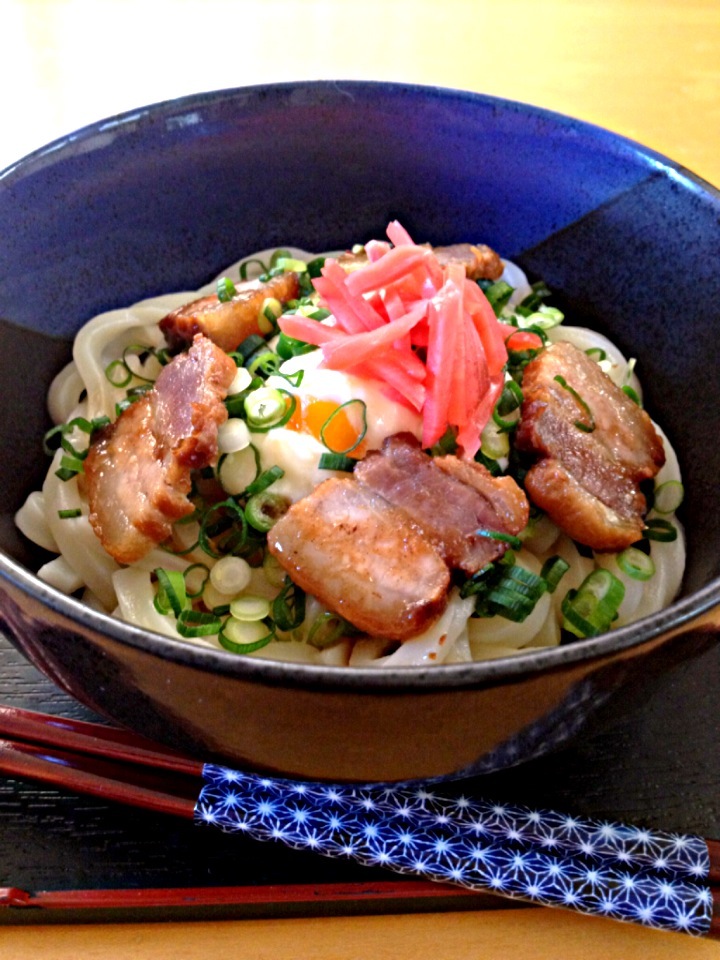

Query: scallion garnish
[[616, 547, 656, 581], [198, 498, 248, 559], [57, 508, 82, 519], [245, 491, 290, 532], [177, 609, 222, 638], [653, 480, 684, 515], [244, 465, 284, 497], [539, 555, 570, 593], [272, 577, 306, 631], [475, 530, 523, 550], [153, 568, 189, 617], [182, 563, 210, 599], [239, 257, 268, 281], [622, 385, 642, 406], [319, 399, 368, 455], [561, 569, 625, 638], [643, 518, 678, 542], [307, 612, 347, 649], [585, 347, 607, 363], [244, 387, 296, 432], [217, 277, 237, 302], [219, 617, 275, 653], [318, 453, 356, 472], [553, 374, 595, 433], [483, 564, 547, 622], [492, 381, 523, 432], [247, 351, 282, 378], [477, 278, 514, 316]]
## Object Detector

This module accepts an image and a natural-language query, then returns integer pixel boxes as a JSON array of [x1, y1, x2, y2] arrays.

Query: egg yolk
[[286, 397, 367, 457]]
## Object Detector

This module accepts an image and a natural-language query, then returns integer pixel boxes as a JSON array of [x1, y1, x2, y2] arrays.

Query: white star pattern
[[194, 765, 715, 937]]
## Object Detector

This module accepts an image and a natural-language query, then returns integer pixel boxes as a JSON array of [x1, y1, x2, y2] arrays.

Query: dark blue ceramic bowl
[[0, 81, 719, 782]]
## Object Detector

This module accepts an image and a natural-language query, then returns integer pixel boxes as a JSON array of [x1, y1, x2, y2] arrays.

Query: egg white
[[251, 349, 422, 502]]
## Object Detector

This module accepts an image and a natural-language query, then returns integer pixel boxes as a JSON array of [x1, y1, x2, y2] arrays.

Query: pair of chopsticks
[[0, 704, 718, 939]]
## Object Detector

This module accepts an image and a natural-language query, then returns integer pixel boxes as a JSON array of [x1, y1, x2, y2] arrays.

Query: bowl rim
[[1, 79, 719, 693]]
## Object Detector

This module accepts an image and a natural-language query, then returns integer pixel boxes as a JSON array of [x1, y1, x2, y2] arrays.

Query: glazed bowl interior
[[0, 81, 719, 780]]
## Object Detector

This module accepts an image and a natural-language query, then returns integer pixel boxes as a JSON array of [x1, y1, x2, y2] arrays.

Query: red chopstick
[[2, 703, 720, 939]]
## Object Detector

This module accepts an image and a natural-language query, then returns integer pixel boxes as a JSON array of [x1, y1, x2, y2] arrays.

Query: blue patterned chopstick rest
[[195, 765, 716, 937]]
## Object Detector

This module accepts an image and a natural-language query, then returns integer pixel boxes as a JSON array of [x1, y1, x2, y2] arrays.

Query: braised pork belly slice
[[354, 434, 529, 574], [267, 477, 450, 642], [431, 243, 504, 281], [160, 271, 300, 353], [515, 341, 665, 552], [336, 242, 504, 281], [84, 334, 236, 565]]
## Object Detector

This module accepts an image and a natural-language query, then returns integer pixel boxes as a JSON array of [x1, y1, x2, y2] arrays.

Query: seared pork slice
[[84, 335, 236, 565], [355, 434, 529, 574], [160, 271, 300, 352], [267, 477, 450, 641], [515, 341, 665, 552], [336, 242, 504, 281], [431, 243, 504, 281]]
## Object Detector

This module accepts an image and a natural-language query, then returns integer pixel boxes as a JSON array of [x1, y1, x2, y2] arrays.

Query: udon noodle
[[16, 242, 685, 667]]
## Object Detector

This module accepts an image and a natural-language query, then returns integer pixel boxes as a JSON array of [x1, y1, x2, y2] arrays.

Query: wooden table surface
[[1, 0, 720, 956]]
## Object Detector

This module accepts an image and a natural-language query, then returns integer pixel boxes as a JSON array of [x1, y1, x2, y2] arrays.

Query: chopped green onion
[[208, 556, 251, 595], [539, 555, 570, 593], [183, 563, 211, 599], [307, 612, 347, 649], [475, 530, 523, 550], [198, 498, 248, 558], [57, 508, 82, 519], [258, 297, 283, 335], [496, 380, 524, 416], [239, 257, 268, 281], [643, 518, 678, 542], [217, 277, 237, 302], [272, 577, 306, 631], [219, 617, 275, 653], [244, 387, 296, 432], [318, 453, 356, 472], [105, 358, 133, 388], [622, 385, 642, 406], [269, 249, 295, 269], [229, 596, 271, 622], [484, 565, 547, 622], [616, 547, 656, 581], [276, 332, 317, 360], [153, 568, 189, 617], [55, 454, 86, 481], [244, 465, 284, 497], [478, 279, 514, 316], [518, 280, 552, 312], [561, 569, 625, 638], [492, 381, 523, 432], [553, 374, 595, 433], [273, 257, 308, 274], [515, 305, 563, 331], [305, 256, 327, 278], [653, 480, 684, 515], [585, 347, 607, 363], [247, 350, 282, 378], [44, 415, 110, 460], [177, 609, 222, 638], [319, 399, 368, 455], [235, 334, 268, 362], [245, 491, 290, 532], [263, 551, 287, 588]]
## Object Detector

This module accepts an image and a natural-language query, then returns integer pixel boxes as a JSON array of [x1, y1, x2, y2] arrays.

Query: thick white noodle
[[15, 251, 686, 666]]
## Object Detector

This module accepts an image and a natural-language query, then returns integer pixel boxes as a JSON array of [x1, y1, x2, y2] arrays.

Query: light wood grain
[[3, 908, 720, 960], [1, 0, 719, 956]]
